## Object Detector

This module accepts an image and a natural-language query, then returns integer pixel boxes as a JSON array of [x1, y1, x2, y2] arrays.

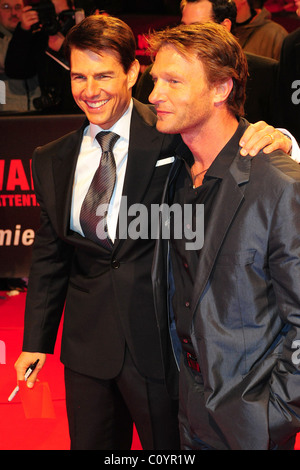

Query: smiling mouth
[[85, 99, 109, 109]]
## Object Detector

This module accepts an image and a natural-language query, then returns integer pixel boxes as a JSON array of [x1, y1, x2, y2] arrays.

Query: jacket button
[[111, 259, 120, 269]]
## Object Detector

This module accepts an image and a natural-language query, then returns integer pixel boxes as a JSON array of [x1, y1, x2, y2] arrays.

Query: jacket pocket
[[68, 280, 89, 293]]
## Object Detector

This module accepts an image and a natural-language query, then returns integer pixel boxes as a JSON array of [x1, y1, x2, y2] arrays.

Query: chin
[[156, 122, 176, 135]]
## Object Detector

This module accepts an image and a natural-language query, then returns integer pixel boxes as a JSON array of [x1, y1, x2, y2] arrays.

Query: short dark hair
[[148, 22, 248, 117], [180, 0, 237, 32], [64, 15, 136, 73]]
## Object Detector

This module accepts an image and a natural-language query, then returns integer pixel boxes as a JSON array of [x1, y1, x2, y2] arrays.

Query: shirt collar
[[205, 118, 248, 180], [89, 99, 133, 144], [0, 24, 12, 39], [175, 117, 248, 180]]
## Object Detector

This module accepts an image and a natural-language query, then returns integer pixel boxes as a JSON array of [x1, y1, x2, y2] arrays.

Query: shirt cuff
[[277, 128, 300, 163]]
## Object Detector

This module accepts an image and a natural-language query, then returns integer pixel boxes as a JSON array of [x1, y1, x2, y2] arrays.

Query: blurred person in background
[[233, 0, 288, 59], [0, 0, 40, 112], [5, 0, 83, 113]]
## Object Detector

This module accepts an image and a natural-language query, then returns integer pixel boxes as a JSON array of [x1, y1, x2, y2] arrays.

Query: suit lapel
[[52, 121, 87, 238], [113, 100, 167, 250], [122, 101, 163, 206], [190, 153, 251, 315]]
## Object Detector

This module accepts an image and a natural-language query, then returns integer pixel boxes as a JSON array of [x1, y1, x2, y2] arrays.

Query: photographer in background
[[5, 0, 84, 113], [0, 0, 40, 112]]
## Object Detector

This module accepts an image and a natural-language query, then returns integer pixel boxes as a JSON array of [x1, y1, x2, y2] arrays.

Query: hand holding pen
[[8, 358, 41, 402]]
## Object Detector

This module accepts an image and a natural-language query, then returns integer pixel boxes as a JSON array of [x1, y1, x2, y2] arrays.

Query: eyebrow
[[70, 70, 116, 77], [150, 69, 183, 80]]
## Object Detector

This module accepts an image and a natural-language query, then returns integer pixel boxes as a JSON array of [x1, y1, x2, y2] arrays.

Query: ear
[[220, 19, 232, 32], [127, 59, 140, 89], [213, 78, 233, 107]]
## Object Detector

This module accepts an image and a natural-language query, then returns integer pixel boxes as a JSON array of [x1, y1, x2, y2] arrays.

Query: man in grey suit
[[150, 22, 300, 450]]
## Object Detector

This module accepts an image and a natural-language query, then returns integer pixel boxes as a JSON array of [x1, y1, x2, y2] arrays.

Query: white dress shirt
[[70, 100, 133, 242]]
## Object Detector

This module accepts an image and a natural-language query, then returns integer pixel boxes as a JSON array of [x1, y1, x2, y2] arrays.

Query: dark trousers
[[64, 347, 180, 450]]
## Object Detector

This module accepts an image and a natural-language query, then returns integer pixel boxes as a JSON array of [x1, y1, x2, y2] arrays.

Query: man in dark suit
[[149, 22, 300, 450], [13, 14, 295, 450], [135, 0, 279, 125], [13, 14, 180, 451]]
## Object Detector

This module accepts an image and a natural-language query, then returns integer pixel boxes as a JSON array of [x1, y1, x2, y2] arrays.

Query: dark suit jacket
[[152, 119, 300, 449], [244, 52, 278, 124], [135, 52, 278, 125], [23, 99, 180, 383]]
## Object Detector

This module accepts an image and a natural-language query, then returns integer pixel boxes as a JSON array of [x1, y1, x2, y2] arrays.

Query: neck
[[182, 111, 239, 178]]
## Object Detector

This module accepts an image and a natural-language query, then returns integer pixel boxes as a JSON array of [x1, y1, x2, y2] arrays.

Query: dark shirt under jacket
[[170, 122, 242, 353]]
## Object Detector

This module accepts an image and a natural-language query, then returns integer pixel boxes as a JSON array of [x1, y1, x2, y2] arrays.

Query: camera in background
[[23, 0, 85, 35]]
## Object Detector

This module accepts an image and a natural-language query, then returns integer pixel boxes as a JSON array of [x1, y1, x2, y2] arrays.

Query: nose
[[149, 81, 161, 105], [10, 5, 21, 15], [84, 77, 100, 98]]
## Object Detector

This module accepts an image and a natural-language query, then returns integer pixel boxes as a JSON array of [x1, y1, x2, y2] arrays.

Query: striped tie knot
[[96, 131, 120, 153]]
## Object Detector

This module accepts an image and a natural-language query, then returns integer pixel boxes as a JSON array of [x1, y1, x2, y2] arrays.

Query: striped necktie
[[80, 131, 120, 249]]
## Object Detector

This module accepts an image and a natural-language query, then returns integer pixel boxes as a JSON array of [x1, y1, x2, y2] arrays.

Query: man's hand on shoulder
[[239, 121, 292, 157]]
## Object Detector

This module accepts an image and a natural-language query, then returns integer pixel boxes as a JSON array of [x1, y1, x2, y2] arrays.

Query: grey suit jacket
[[153, 119, 300, 448]]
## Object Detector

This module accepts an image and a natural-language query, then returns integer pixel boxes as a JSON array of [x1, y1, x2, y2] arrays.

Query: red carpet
[[1, 290, 299, 450], [0, 291, 142, 450]]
